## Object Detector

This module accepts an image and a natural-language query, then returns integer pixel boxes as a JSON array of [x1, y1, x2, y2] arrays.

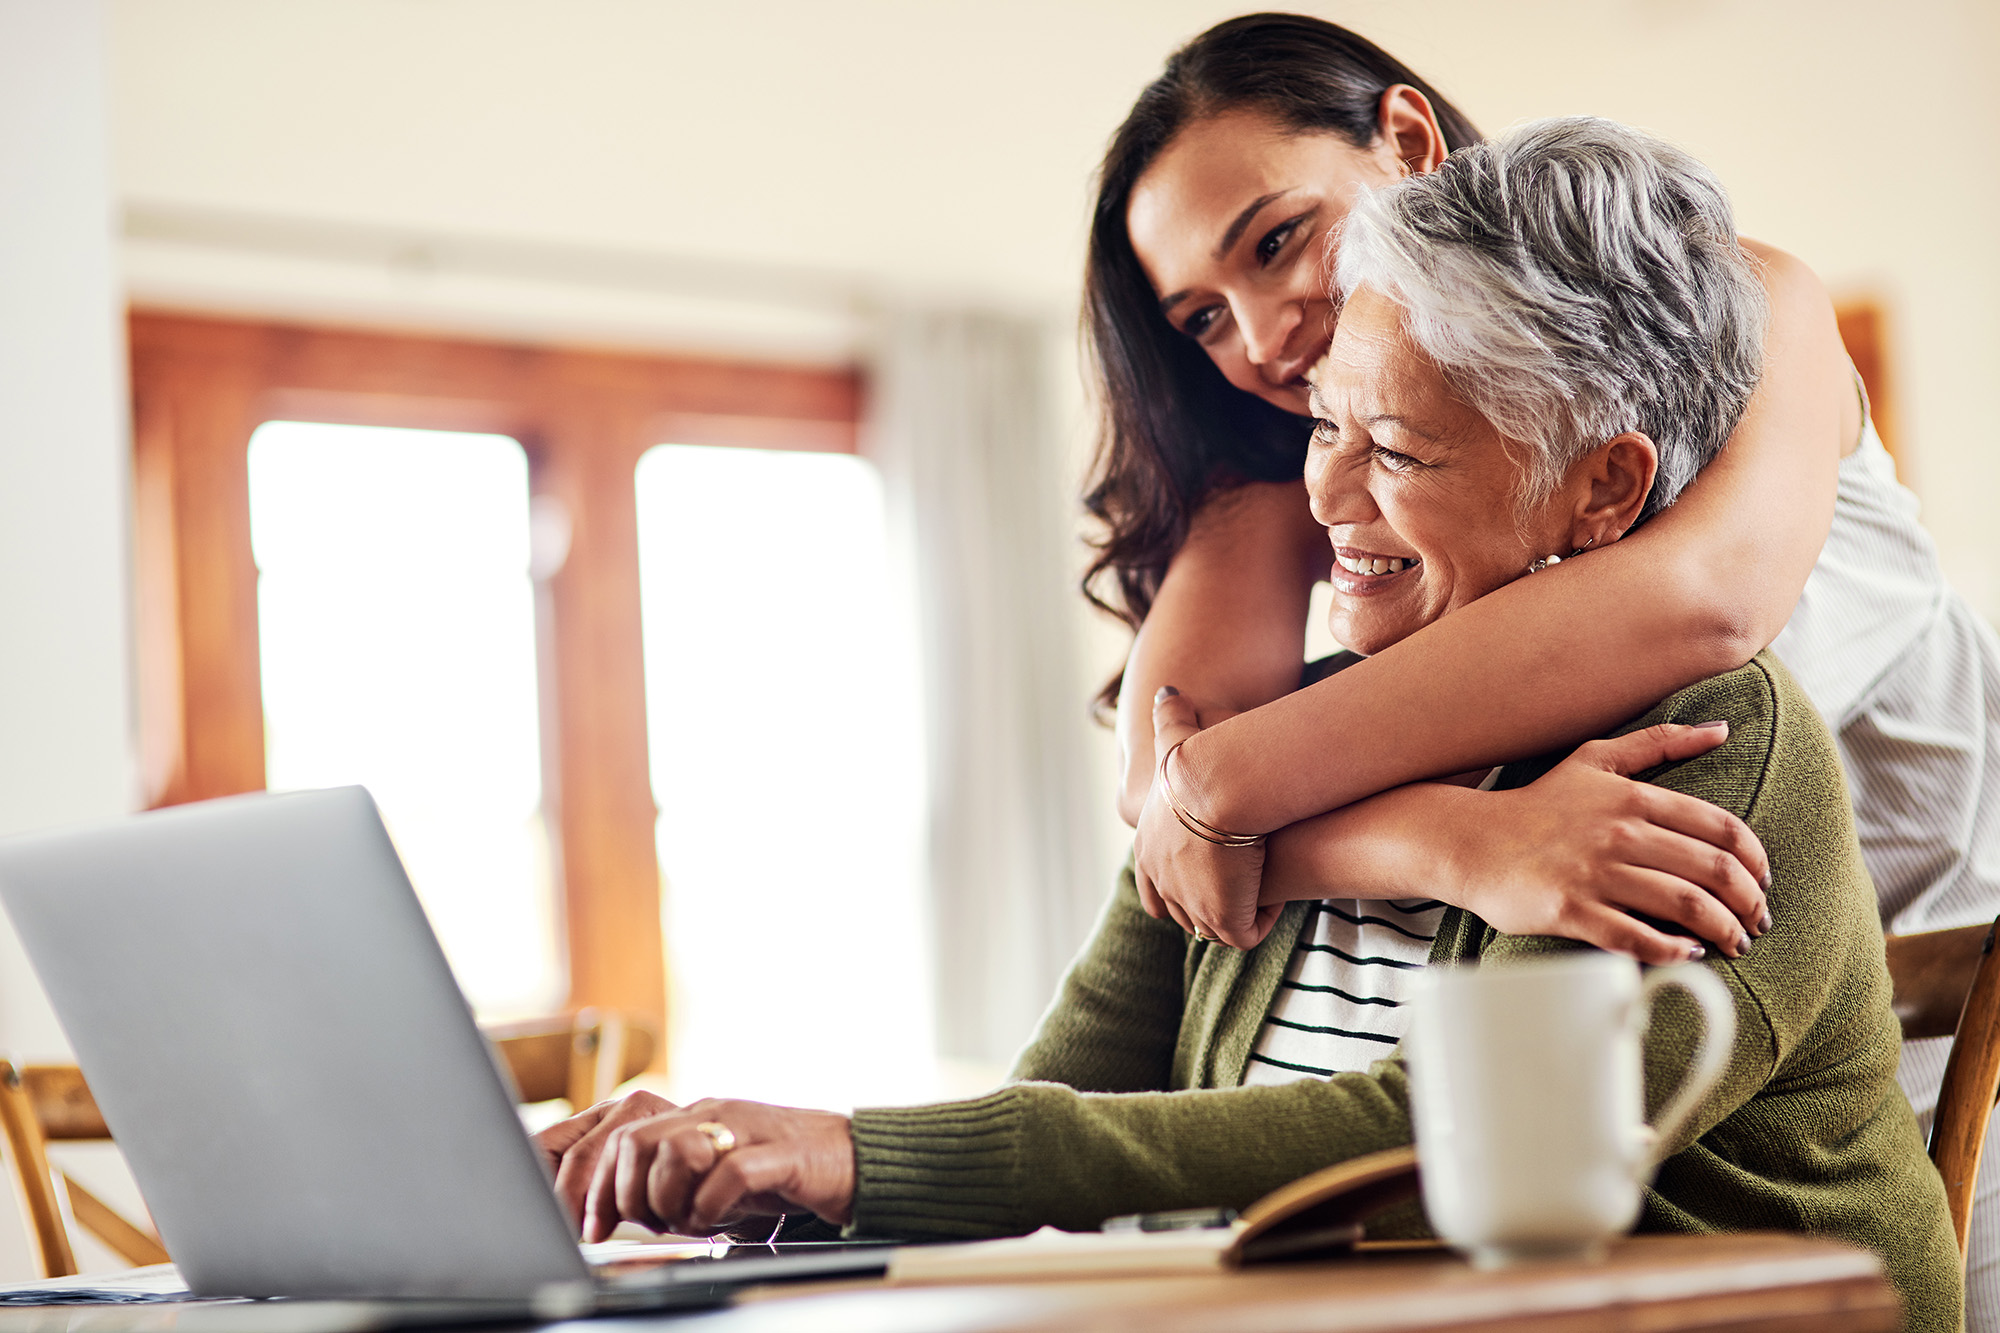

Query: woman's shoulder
[[1627, 651, 1846, 831]]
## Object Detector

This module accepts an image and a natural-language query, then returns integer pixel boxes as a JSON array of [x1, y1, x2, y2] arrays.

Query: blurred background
[[1, 0, 1996, 1277]]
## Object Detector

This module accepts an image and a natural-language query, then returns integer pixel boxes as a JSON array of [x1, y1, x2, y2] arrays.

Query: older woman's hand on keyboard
[[535, 1091, 854, 1240]]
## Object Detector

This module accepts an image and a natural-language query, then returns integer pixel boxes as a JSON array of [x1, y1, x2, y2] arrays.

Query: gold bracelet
[[1159, 740, 1265, 848]]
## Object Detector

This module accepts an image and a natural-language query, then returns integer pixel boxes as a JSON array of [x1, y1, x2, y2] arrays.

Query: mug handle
[[1634, 963, 1737, 1171]]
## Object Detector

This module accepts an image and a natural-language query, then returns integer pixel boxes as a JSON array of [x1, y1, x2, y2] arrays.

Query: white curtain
[[868, 308, 1104, 1069]]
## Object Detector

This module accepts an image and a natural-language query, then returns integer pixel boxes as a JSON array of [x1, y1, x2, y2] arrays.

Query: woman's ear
[[1377, 85, 1448, 176], [1567, 432, 1658, 550]]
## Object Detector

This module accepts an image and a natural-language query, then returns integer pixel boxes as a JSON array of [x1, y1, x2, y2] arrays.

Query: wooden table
[[0, 1233, 1902, 1332], [606, 1233, 1900, 1333]]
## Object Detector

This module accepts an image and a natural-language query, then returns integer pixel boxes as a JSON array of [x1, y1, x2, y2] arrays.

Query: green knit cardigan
[[846, 654, 1963, 1333]]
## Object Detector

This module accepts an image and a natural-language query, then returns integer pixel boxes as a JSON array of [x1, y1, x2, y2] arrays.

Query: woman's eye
[[1181, 305, 1223, 340], [1255, 220, 1299, 265], [1371, 444, 1419, 471], [1309, 420, 1337, 447]]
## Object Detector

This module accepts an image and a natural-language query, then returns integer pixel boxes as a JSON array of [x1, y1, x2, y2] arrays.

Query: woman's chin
[[1326, 615, 1416, 659], [1326, 568, 1431, 655]]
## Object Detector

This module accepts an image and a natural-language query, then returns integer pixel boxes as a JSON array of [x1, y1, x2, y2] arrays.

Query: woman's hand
[[534, 1091, 856, 1241], [536, 1091, 682, 1234], [1433, 722, 1770, 962], [1135, 687, 1284, 949], [1250, 721, 1770, 965]]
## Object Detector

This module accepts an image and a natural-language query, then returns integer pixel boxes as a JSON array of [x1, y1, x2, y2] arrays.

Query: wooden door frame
[[129, 311, 862, 1050]]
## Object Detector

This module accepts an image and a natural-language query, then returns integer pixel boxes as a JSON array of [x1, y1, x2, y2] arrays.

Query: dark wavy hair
[[1081, 13, 1482, 712]]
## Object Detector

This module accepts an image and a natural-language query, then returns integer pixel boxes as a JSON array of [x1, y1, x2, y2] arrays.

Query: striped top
[[1242, 767, 1497, 1084], [1240, 896, 1446, 1082]]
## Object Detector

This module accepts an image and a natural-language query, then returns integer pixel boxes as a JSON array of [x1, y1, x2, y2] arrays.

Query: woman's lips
[[1275, 353, 1321, 390], [1329, 547, 1420, 595], [1271, 338, 1330, 393]]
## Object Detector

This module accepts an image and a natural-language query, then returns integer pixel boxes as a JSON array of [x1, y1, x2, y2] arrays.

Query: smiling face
[[1305, 288, 1580, 656], [1126, 109, 1412, 417]]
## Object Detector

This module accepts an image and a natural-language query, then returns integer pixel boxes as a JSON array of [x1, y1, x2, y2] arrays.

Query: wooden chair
[[1885, 917, 2000, 1267], [483, 1007, 656, 1111], [0, 1009, 655, 1279]]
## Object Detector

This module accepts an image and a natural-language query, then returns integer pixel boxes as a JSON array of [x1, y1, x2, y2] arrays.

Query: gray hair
[[1333, 116, 1766, 521]]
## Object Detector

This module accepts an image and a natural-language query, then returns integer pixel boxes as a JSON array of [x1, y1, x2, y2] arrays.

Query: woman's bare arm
[[1156, 241, 1854, 836], [1112, 480, 1326, 825], [1142, 690, 1770, 962], [1257, 724, 1771, 964]]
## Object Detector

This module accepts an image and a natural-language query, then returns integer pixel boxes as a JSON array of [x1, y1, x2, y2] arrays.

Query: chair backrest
[[1884, 917, 2000, 1266], [0, 1010, 656, 1279], [483, 1008, 655, 1111]]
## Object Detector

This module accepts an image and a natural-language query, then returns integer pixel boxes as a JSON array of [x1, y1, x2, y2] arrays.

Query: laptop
[[0, 787, 893, 1315]]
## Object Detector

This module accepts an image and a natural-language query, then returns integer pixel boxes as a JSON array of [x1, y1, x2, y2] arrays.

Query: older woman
[[537, 120, 1960, 1331]]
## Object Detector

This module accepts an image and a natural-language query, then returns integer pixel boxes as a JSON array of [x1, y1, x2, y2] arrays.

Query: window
[[635, 445, 931, 1107], [248, 421, 559, 1018], [129, 312, 862, 1055]]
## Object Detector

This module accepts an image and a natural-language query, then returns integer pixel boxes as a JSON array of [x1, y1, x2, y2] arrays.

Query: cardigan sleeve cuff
[[846, 1087, 1031, 1240]]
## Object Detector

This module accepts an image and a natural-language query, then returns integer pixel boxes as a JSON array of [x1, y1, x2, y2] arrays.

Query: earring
[[1528, 535, 1598, 574]]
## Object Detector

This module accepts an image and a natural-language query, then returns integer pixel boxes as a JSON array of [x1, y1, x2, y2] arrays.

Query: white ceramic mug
[[1406, 952, 1735, 1268]]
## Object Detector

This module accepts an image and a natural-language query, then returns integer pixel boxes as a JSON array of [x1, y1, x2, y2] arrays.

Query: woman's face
[[1304, 287, 1572, 656], [1126, 108, 1411, 417]]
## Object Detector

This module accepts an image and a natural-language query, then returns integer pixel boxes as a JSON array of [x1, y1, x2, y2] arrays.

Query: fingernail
[[1692, 720, 1728, 733], [1155, 686, 1179, 702], [1736, 932, 1752, 956], [1758, 869, 1772, 891], [1688, 943, 1707, 962], [1757, 908, 1772, 935]]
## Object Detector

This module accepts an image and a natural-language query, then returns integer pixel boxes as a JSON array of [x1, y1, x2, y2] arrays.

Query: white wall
[[0, 0, 137, 1280], [0, 0, 132, 1053]]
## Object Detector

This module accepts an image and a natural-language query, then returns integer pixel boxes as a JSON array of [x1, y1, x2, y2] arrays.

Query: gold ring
[[1195, 928, 1220, 943], [694, 1121, 737, 1157]]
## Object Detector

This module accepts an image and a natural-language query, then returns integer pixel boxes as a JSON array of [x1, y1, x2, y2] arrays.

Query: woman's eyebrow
[[1365, 413, 1442, 442], [1157, 189, 1296, 316], [1213, 189, 1292, 261]]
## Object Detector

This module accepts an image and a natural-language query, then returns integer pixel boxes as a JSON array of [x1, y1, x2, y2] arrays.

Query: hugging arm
[[1255, 723, 1771, 964], [1111, 479, 1328, 827], [1129, 243, 1853, 947]]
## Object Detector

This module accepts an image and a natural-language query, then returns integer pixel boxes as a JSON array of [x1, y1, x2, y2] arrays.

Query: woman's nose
[[1306, 443, 1368, 526], [1237, 296, 1302, 378], [1305, 449, 1336, 525]]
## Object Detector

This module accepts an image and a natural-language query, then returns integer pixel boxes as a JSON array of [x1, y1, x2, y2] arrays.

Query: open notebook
[[888, 1145, 1421, 1284]]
